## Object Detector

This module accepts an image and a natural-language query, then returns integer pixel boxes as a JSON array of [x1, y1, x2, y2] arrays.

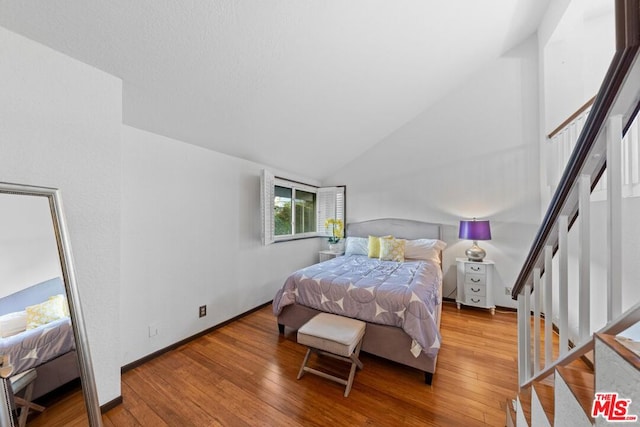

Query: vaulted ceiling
[[0, 1, 549, 179]]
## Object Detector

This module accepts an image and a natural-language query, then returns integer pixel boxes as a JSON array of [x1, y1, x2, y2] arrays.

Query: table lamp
[[458, 218, 491, 262]]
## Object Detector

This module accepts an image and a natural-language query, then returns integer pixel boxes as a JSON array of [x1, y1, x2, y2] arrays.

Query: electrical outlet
[[505, 287, 512, 295], [148, 323, 158, 337], [199, 305, 207, 318]]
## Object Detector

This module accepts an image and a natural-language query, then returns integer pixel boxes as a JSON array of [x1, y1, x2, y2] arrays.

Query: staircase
[[507, 330, 640, 426], [508, 1, 640, 425]]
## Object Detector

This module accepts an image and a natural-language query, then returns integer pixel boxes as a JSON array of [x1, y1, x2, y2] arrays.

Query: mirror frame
[[0, 182, 102, 426]]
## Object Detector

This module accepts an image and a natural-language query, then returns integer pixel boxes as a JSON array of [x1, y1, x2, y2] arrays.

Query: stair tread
[[517, 387, 532, 426], [505, 398, 516, 427], [557, 365, 594, 421], [597, 333, 640, 371], [567, 356, 594, 372], [533, 381, 555, 426]]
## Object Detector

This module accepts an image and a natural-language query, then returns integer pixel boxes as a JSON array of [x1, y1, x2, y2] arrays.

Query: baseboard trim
[[101, 395, 123, 413], [442, 297, 517, 313], [121, 301, 273, 373]]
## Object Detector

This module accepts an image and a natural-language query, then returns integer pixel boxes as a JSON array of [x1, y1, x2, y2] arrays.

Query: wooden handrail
[[512, 0, 640, 300], [547, 96, 595, 139]]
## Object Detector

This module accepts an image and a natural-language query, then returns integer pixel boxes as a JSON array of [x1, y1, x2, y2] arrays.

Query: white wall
[[0, 194, 62, 298], [120, 125, 323, 364], [0, 26, 122, 404], [325, 36, 541, 309], [541, 0, 615, 133]]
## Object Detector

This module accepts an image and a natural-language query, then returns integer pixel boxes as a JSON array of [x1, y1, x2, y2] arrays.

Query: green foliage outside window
[[275, 201, 292, 235], [274, 185, 316, 236]]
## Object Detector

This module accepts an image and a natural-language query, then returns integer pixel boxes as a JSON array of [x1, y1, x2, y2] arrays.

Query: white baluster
[[607, 115, 623, 321], [518, 283, 533, 385], [631, 117, 639, 186], [559, 215, 569, 356], [533, 268, 541, 373], [623, 129, 631, 186], [518, 291, 526, 385], [548, 138, 557, 189], [524, 283, 532, 378], [578, 174, 591, 343], [544, 245, 553, 367]]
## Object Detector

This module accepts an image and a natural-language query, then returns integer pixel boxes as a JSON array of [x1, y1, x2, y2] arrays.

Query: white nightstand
[[456, 258, 495, 315], [319, 250, 343, 262]]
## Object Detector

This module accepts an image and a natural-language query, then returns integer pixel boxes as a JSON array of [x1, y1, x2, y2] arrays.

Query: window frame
[[274, 178, 319, 241], [261, 170, 345, 245]]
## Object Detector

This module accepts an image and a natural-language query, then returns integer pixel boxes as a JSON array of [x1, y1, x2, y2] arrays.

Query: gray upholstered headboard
[[0, 277, 65, 316], [346, 218, 441, 241]]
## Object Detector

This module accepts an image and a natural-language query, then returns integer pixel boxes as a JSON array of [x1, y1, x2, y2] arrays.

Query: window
[[261, 170, 345, 244]]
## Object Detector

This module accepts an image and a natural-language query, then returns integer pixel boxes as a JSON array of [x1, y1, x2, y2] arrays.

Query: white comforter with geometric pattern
[[273, 255, 442, 357]]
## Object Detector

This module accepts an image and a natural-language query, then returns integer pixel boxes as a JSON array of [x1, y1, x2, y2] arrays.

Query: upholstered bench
[[296, 313, 366, 397]]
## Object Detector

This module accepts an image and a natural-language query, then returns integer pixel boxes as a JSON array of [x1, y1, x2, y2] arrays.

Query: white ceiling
[[0, 1, 549, 180]]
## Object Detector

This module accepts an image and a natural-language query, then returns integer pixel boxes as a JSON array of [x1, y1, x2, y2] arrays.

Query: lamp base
[[465, 241, 486, 262]]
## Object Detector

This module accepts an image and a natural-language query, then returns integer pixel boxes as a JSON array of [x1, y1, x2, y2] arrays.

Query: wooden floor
[[27, 301, 519, 426]]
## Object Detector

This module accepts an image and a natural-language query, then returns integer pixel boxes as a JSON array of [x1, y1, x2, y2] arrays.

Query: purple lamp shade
[[458, 220, 492, 241]]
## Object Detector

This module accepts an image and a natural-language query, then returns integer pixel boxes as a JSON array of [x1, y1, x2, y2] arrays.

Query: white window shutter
[[316, 186, 345, 235], [335, 186, 345, 223], [260, 169, 275, 245]]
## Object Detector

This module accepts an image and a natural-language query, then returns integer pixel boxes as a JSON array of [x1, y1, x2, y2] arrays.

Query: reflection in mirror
[[0, 183, 102, 426]]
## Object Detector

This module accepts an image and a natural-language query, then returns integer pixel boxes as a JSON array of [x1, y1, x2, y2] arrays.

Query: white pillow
[[344, 237, 368, 256], [404, 239, 447, 263], [0, 310, 28, 338]]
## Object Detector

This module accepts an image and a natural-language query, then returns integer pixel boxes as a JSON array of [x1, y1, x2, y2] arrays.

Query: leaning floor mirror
[[0, 182, 102, 426]]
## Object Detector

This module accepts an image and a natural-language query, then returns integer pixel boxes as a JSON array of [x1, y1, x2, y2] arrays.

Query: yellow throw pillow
[[379, 237, 406, 262], [368, 235, 392, 258], [50, 294, 71, 317], [25, 295, 67, 330]]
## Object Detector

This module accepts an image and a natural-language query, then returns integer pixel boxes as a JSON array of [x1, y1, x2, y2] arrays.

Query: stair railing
[[546, 96, 594, 196], [512, 0, 640, 388]]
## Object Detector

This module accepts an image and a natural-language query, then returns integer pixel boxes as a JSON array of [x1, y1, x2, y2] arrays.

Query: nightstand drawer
[[465, 295, 487, 307], [465, 263, 486, 274], [457, 258, 495, 314], [464, 273, 486, 286], [464, 283, 486, 297]]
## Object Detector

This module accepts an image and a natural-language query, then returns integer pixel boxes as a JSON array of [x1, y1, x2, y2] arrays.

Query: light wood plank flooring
[[28, 301, 519, 426]]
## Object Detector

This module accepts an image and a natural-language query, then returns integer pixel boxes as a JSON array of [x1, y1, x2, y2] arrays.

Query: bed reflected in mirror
[[0, 183, 102, 426]]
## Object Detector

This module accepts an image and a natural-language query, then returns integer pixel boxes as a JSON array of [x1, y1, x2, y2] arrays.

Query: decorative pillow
[[53, 294, 71, 317], [379, 237, 406, 262], [25, 294, 68, 330], [404, 238, 447, 263], [345, 237, 368, 256], [0, 310, 27, 338], [367, 235, 392, 258]]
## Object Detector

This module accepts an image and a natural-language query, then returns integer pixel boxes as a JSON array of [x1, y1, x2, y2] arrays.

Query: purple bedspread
[[273, 255, 442, 357], [0, 317, 75, 375]]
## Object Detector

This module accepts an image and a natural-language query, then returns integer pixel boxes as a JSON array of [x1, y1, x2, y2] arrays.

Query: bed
[[0, 277, 80, 400], [273, 218, 445, 384]]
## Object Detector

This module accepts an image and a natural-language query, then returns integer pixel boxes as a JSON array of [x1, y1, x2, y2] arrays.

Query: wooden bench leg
[[298, 340, 364, 397], [16, 380, 44, 427], [344, 340, 363, 397], [297, 348, 312, 380]]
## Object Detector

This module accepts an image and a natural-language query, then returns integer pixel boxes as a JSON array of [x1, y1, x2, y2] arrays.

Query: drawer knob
[[471, 266, 481, 271], [471, 278, 480, 283], [471, 298, 480, 303], [471, 287, 480, 293]]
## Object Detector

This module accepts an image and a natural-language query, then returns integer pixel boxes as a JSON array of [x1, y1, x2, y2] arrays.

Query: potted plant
[[325, 218, 344, 252]]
